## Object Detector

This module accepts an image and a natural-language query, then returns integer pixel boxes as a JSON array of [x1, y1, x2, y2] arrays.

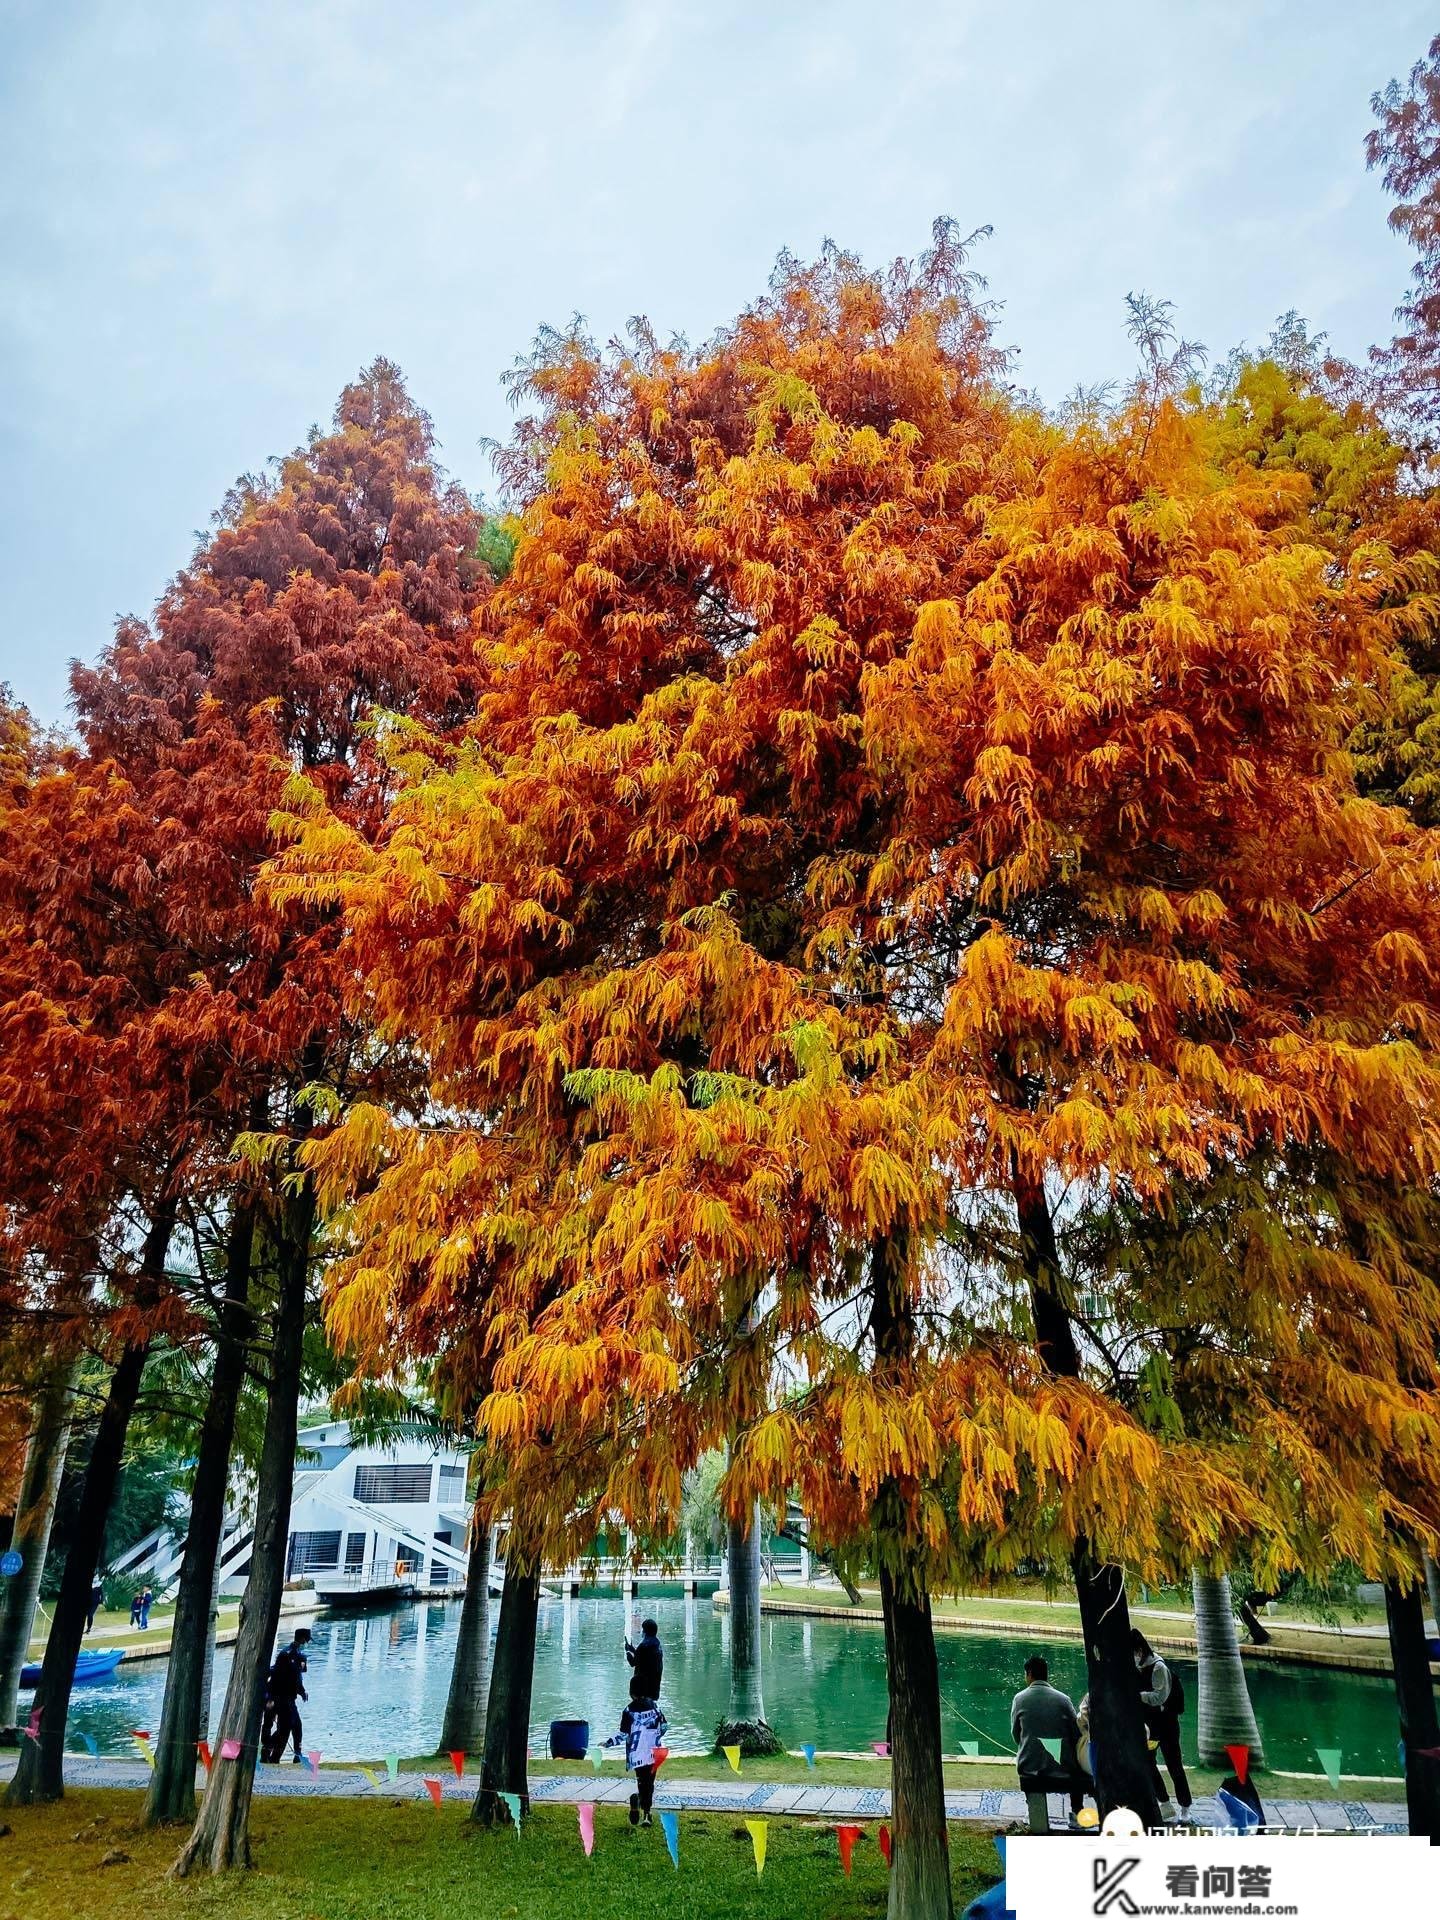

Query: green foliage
[[473, 513, 519, 582], [680, 1450, 728, 1554]]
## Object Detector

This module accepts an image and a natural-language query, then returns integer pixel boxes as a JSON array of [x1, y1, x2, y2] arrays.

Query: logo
[[1092, 1856, 1140, 1915]]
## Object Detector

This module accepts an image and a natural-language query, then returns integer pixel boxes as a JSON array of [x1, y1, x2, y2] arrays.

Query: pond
[[51, 1589, 1401, 1778]]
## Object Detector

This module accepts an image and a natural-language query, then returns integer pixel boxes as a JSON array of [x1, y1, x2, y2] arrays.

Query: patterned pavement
[[0, 1752, 1410, 1832]]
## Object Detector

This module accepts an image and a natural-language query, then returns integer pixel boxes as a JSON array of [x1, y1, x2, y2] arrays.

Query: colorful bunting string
[[578, 1802, 595, 1857], [745, 1817, 767, 1877], [659, 1808, 679, 1868]]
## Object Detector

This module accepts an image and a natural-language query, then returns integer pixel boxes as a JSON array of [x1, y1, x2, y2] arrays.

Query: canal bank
[[717, 1586, 1433, 1680]]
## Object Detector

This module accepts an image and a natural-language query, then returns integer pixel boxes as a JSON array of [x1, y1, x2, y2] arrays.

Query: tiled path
[[0, 1753, 1410, 1832]]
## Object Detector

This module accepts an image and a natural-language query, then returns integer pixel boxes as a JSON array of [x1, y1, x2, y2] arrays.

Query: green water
[[58, 1589, 1400, 1778]]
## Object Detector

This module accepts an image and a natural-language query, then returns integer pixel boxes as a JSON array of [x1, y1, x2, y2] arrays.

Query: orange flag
[[879, 1823, 892, 1866], [197, 1740, 213, 1774], [652, 1745, 670, 1772], [837, 1824, 863, 1875], [450, 1750, 465, 1780], [423, 1776, 443, 1808]]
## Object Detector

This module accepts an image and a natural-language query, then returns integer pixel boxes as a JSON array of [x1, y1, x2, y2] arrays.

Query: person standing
[[625, 1617, 663, 1700], [138, 1585, 153, 1630], [86, 1581, 104, 1633], [1132, 1629, 1191, 1821], [620, 1682, 667, 1828], [1010, 1655, 1093, 1829], [129, 1590, 142, 1627], [262, 1626, 311, 1763]]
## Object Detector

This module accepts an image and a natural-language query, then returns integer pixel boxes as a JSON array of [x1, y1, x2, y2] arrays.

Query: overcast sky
[[2, 0, 1432, 723]]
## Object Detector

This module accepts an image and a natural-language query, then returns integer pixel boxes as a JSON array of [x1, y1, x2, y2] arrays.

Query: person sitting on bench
[[1011, 1655, 1093, 1831]]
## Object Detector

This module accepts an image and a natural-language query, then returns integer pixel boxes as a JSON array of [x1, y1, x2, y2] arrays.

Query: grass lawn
[[0, 1788, 1001, 1920], [25, 1606, 243, 1661], [760, 1582, 1385, 1633]]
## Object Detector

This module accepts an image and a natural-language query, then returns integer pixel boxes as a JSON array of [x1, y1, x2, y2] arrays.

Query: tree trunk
[[145, 1201, 255, 1825], [470, 1551, 540, 1826], [717, 1501, 778, 1752], [1015, 1178, 1160, 1824], [1424, 1554, 1440, 1640], [0, 1360, 77, 1731], [1192, 1570, 1263, 1767], [1073, 1545, 1163, 1825], [881, 1563, 953, 1920], [173, 1178, 314, 1875], [4, 1338, 150, 1805], [1385, 1574, 1440, 1841], [5, 1198, 173, 1807], [439, 1516, 492, 1756]]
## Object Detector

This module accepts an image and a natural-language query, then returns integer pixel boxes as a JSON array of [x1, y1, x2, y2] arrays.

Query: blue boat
[[19, 1647, 124, 1689]]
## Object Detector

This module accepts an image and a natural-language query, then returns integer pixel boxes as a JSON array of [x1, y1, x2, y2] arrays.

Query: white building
[[115, 1419, 477, 1602]]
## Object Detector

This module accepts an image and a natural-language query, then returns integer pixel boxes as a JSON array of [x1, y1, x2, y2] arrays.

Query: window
[[354, 1463, 433, 1503], [288, 1530, 341, 1574], [439, 1463, 466, 1498], [344, 1531, 366, 1569]]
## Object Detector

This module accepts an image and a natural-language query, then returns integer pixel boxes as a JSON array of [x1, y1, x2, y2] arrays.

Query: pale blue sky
[[1, 0, 1432, 722]]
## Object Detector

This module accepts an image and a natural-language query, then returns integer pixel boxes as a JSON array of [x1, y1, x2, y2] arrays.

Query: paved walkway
[[0, 1753, 1410, 1833]]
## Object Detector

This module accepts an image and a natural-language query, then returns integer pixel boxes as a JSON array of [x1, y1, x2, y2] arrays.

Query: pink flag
[[25, 1707, 41, 1739], [450, 1750, 465, 1780], [837, 1824, 863, 1875], [197, 1741, 213, 1773], [423, 1776, 443, 1808], [872, 1741, 889, 1757], [578, 1801, 595, 1857], [220, 1737, 242, 1760], [306, 1750, 322, 1774]]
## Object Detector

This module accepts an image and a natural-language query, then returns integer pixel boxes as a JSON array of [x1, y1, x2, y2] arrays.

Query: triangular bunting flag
[[80, 1732, 98, 1757], [499, 1789, 522, 1831], [450, 1749, 465, 1780], [197, 1740, 212, 1773], [306, 1750, 322, 1774], [133, 1734, 155, 1767], [384, 1752, 400, 1782], [589, 1748, 605, 1771], [358, 1765, 384, 1789], [872, 1740, 890, 1757], [723, 1743, 741, 1773], [652, 1744, 670, 1773], [959, 1739, 980, 1757], [1147, 1738, 1158, 1751], [879, 1823, 892, 1866], [25, 1708, 41, 1738], [423, 1777, 442, 1808], [578, 1801, 595, 1857], [800, 1742, 816, 1767], [1225, 1743, 1251, 1785], [1316, 1746, 1342, 1789], [1398, 1738, 1407, 1775], [837, 1824, 862, 1875], [219, 1737, 242, 1760], [1218, 1788, 1260, 1834], [1038, 1736, 1062, 1763], [660, 1808, 680, 1868], [745, 1817, 767, 1877]]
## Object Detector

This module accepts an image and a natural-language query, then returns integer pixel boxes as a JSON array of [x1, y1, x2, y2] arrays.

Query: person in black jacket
[[624, 1618, 663, 1700], [262, 1627, 311, 1763]]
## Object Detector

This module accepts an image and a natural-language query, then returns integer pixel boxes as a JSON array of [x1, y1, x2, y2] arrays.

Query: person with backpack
[[1132, 1628, 1191, 1821]]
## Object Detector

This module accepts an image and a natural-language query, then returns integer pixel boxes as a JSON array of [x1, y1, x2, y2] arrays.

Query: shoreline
[[715, 1590, 1435, 1680]]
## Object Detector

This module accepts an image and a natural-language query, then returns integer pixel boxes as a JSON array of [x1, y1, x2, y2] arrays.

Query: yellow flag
[[133, 1736, 155, 1768], [358, 1765, 384, 1789], [723, 1744, 741, 1773], [746, 1817, 767, 1876]]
